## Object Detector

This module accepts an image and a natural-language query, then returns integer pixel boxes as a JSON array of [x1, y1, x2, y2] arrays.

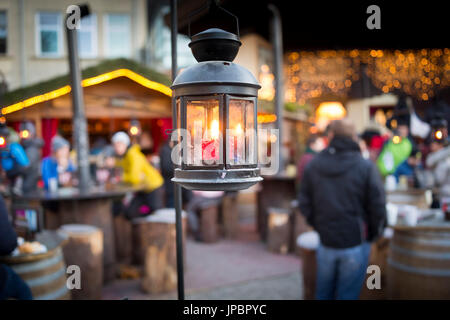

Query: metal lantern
[[171, 28, 262, 191]]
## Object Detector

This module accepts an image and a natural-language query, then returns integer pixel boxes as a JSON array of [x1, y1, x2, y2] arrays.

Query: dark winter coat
[[298, 136, 386, 249], [21, 138, 44, 193], [0, 195, 18, 290]]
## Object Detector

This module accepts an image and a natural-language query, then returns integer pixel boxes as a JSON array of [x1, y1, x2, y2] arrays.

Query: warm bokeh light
[[316, 102, 346, 120], [258, 64, 275, 101], [257, 113, 277, 124], [0, 136, 5, 147], [1, 69, 172, 115], [20, 129, 30, 139], [393, 135, 401, 144], [286, 48, 450, 103], [129, 126, 139, 136], [435, 130, 443, 140]]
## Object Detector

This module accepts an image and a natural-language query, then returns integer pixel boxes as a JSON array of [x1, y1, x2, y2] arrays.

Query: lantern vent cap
[[189, 28, 241, 62], [171, 61, 260, 90]]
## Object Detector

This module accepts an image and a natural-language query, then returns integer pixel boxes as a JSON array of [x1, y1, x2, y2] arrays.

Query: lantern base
[[172, 168, 262, 191]]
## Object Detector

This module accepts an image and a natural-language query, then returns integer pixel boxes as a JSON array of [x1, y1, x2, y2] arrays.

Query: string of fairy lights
[[284, 49, 450, 104]]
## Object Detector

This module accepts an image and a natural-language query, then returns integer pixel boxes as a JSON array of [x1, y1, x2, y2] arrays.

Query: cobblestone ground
[[187, 272, 302, 300], [102, 191, 304, 300]]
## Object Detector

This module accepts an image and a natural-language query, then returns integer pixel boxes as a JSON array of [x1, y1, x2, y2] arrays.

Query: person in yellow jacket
[[112, 131, 164, 219]]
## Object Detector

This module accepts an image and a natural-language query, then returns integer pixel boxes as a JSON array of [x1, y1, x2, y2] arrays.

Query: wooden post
[[266, 207, 291, 254], [199, 204, 220, 243], [296, 231, 320, 300], [221, 194, 239, 239], [290, 207, 313, 254], [132, 209, 187, 266], [113, 215, 132, 265], [59, 224, 103, 300], [133, 209, 186, 294]]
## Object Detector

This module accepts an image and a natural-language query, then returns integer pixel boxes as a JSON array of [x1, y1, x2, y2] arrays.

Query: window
[[104, 14, 131, 58], [0, 11, 6, 54], [78, 14, 97, 58], [36, 12, 63, 57]]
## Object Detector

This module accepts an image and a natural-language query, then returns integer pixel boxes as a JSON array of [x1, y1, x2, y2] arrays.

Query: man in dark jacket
[[20, 121, 44, 194], [298, 119, 386, 300], [0, 195, 33, 300]]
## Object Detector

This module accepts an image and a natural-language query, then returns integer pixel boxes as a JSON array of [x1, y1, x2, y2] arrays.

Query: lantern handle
[[188, 0, 240, 39]]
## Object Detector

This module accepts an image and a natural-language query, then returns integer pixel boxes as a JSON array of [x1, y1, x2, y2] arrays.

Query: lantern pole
[[170, 0, 185, 301], [268, 4, 285, 175], [66, 4, 91, 192]]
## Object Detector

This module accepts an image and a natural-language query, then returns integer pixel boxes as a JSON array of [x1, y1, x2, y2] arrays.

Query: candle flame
[[211, 120, 220, 140], [235, 123, 243, 135]]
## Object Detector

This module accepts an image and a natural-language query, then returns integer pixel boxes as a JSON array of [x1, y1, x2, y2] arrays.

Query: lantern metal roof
[[171, 28, 260, 96]]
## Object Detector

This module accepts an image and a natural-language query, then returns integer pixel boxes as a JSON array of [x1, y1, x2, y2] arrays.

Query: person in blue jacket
[[0, 125, 30, 188], [393, 148, 422, 187], [41, 135, 75, 190]]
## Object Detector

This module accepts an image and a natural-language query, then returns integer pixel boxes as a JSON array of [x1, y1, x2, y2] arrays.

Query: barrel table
[[0, 231, 70, 300], [387, 215, 450, 299], [17, 184, 143, 283]]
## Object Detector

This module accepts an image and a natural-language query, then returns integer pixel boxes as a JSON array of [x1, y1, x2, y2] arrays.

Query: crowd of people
[[296, 96, 450, 300], [0, 120, 228, 300], [1, 94, 449, 300]]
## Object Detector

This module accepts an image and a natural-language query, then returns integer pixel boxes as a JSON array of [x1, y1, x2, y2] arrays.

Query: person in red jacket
[[0, 195, 32, 300]]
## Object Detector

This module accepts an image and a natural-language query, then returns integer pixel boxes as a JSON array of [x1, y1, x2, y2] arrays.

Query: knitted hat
[[111, 131, 130, 147], [51, 135, 70, 152]]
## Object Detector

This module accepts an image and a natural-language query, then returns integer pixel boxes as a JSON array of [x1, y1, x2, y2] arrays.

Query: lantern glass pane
[[228, 99, 256, 165], [186, 99, 220, 166]]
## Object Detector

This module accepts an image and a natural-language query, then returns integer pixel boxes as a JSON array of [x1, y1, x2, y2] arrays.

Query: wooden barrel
[[387, 225, 450, 299], [9, 247, 70, 300]]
